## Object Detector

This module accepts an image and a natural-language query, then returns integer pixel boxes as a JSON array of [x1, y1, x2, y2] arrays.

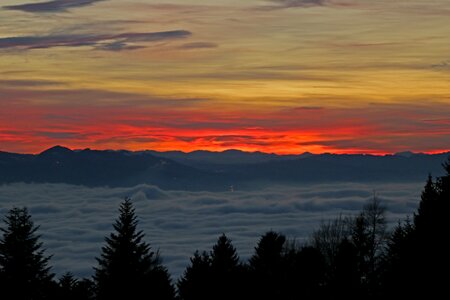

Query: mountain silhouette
[[39, 145, 74, 157], [0, 147, 213, 190], [0, 146, 448, 190]]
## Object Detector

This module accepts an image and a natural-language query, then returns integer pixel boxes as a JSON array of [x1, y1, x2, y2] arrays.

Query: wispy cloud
[[0, 85, 206, 108], [4, 0, 105, 13], [0, 30, 192, 51], [0, 79, 62, 87], [261, 0, 329, 10], [272, 0, 328, 7], [96, 41, 145, 52], [178, 42, 218, 50], [431, 60, 450, 71]]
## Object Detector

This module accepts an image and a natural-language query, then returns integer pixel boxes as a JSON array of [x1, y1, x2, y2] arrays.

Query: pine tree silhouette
[[75, 278, 96, 300], [0, 207, 55, 300], [381, 159, 450, 298], [249, 231, 286, 272], [56, 273, 95, 300], [438, 157, 450, 194], [436, 158, 450, 231], [382, 219, 414, 298], [414, 174, 439, 232], [211, 234, 239, 272], [94, 198, 175, 300], [210, 234, 243, 300], [178, 235, 244, 300], [415, 160, 450, 297], [177, 251, 212, 300], [248, 231, 286, 300], [58, 273, 78, 300], [330, 238, 360, 300], [284, 245, 326, 299]]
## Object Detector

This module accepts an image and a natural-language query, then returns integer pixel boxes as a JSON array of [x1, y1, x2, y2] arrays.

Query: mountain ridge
[[0, 146, 448, 191], [4, 145, 448, 157]]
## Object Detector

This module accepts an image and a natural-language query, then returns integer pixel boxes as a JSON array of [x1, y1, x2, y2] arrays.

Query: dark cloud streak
[[431, 60, 450, 70], [261, 0, 329, 10], [272, 0, 327, 7], [4, 0, 105, 13], [0, 30, 192, 51], [0, 79, 62, 87], [179, 42, 218, 50], [0, 85, 206, 108]]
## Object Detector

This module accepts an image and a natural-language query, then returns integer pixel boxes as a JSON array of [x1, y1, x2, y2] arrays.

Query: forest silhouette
[[0, 158, 449, 299]]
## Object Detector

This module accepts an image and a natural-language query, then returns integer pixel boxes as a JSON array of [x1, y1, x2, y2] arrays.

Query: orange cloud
[[1, 99, 449, 155]]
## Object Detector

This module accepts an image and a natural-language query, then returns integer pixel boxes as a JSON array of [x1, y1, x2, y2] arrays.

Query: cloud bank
[[4, 0, 105, 13], [0, 182, 423, 280]]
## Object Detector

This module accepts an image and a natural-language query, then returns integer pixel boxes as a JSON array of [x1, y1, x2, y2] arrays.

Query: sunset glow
[[1, 0, 450, 154]]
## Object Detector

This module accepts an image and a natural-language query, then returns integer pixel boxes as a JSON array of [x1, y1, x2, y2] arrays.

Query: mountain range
[[0, 146, 448, 191]]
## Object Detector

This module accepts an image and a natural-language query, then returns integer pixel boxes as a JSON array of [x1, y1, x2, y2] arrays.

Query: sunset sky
[[1, 0, 449, 154]]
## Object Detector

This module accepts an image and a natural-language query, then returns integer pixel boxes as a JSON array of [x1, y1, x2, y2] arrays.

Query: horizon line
[[2, 145, 450, 157]]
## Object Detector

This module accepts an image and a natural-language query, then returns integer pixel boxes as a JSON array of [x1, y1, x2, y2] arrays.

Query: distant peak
[[394, 151, 417, 158], [222, 149, 245, 153], [39, 145, 73, 156], [299, 152, 314, 157]]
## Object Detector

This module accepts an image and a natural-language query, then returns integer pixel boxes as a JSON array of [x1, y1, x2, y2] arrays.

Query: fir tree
[[94, 198, 175, 300], [56, 273, 95, 300], [210, 234, 243, 300], [0, 207, 54, 300], [58, 273, 78, 300], [381, 219, 414, 298], [418, 159, 450, 297], [286, 246, 326, 299], [414, 174, 439, 232], [249, 231, 286, 272], [248, 231, 286, 300], [177, 251, 212, 300], [330, 238, 360, 300], [75, 279, 96, 300], [381, 160, 450, 298], [178, 235, 243, 300], [211, 234, 240, 272]]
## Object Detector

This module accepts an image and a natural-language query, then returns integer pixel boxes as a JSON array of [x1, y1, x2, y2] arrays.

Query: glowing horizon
[[6, 143, 450, 157], [1, 0, 450, 154]]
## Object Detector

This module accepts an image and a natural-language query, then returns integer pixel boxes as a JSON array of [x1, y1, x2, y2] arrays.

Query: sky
[[0, 0, 449, 154]]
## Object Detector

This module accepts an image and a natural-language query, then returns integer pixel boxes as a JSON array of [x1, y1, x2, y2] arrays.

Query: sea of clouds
[[0, 182, 424, 280]]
